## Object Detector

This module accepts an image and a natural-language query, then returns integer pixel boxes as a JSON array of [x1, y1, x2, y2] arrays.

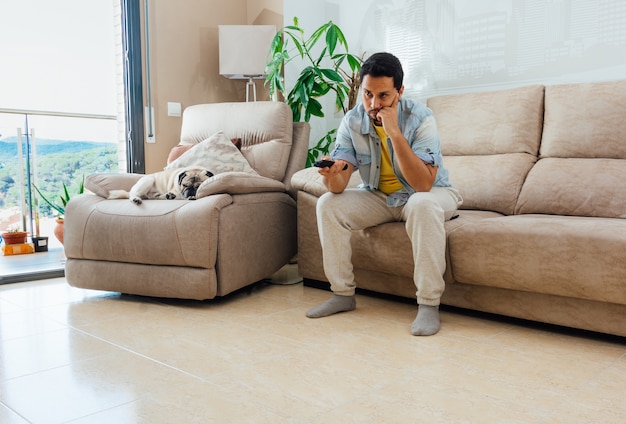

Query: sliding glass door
[[0, 0, 128, 245]]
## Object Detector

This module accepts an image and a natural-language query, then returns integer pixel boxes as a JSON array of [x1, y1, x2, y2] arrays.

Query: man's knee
[[406, 193, 438, 212], [317, 192, 340, 215]]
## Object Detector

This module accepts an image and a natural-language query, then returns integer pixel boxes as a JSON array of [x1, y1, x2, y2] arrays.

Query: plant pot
[[54, 218, 64, 245], [1, 231, 28, 245], [32, 236, 49, 252]]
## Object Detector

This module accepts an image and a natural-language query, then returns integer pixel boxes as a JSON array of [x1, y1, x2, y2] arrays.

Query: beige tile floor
[[0, 265, 625, 424]]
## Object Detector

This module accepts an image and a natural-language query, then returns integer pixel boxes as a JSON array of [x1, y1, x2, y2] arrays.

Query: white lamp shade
[[218, 25, 276, 79]]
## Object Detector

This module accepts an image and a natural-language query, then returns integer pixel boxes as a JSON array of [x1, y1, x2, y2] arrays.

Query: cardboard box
[[2, 242, 35, 256]]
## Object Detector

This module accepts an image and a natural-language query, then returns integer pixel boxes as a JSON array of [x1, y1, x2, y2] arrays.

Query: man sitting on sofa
[[306, 52, 462, 336]]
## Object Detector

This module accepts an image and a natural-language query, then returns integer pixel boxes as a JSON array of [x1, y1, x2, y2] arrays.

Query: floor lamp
[[218, 25, 276, 102]]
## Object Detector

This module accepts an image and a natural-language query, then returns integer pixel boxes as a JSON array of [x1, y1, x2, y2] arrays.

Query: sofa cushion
[[179, 102, 293, 181], [448, 214, 626, 305], [166, 131, 258, 175], [516, 158, 626, 218], [428, 85, 544, 215], [540, 79, 626, 159], [428, 84, 544, 156], [443, 154, 536, 215], [517, 79, 626, 218]]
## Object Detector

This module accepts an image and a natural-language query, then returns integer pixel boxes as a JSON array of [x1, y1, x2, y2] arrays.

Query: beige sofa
[[64, 101, 309, 300], [292, 79, 626, 337]]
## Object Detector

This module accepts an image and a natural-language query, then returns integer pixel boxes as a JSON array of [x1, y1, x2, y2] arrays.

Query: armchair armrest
[[85, 173, 143, 198], [86, 171, 287, 200]]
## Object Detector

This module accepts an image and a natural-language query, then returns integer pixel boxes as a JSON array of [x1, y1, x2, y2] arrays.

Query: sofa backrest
[[428, 85, 544, 215], [179, 101, 308, 193], [515, 79, 626, 218]]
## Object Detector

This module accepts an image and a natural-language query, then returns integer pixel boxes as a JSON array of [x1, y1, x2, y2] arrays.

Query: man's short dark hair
[[360, 52, 404, 91]]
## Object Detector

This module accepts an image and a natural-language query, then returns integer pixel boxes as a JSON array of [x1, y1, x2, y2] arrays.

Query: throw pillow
[[165, 131, 257, 175], [166, 137, 242, 165], [166, 145, 193, 165], [196, 172, 286, 198]]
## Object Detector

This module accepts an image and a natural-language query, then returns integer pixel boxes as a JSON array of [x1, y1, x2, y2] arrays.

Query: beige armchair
[[64, 101, 309, 300]]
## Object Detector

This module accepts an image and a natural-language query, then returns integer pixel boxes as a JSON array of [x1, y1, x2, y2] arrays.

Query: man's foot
[[306, 295, 356, 318], [411, 305, 440, 336]]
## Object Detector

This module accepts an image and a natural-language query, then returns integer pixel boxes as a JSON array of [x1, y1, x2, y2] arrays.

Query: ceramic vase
[[54, 218, 64, 245]]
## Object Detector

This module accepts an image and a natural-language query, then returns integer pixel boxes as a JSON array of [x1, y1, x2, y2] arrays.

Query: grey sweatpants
[[316, 187, 462, 306]]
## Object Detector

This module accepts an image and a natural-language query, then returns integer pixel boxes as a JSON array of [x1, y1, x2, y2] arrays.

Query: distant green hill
[[0, 137, 114, 160], [0, 137, 120, 215]]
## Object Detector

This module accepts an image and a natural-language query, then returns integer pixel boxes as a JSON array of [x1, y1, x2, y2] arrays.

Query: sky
[[0, 0, 119, 141]]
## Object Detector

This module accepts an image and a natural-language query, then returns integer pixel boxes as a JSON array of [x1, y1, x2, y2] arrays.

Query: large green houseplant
[[265, 17, 363, 166]]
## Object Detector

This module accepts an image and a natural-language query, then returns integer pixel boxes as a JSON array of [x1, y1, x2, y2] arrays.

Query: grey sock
[[411, 305, 440, 336], [306, 294, 356, 318]]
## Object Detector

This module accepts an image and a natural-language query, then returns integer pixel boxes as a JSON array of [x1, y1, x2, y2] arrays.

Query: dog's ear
[[205, 170, 214, 178], [178, 171, 187, 186]]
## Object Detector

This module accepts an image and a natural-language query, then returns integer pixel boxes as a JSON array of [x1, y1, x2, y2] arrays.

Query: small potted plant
[[1, 223, 28, 245], [33, 176, 85, 244]]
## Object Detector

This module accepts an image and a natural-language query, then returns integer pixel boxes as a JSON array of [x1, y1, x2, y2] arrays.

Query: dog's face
[[177, 169, 213, 199]]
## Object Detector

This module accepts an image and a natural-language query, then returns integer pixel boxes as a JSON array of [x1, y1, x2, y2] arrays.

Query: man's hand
[[317, 157, 352, 193], [316, 157, 348, 177], [375, 94, 438, 192], [376, 92, 401, 138]]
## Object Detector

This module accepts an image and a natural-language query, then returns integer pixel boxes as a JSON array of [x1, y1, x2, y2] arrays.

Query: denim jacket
[[331, 97, 454, 207]]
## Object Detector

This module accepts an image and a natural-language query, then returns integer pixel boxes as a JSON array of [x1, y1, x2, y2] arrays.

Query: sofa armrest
[[291, 167, 361, 197], [291, 168, 328, 197], [196, 172, 286, 198], [85, 173, 143, 198]]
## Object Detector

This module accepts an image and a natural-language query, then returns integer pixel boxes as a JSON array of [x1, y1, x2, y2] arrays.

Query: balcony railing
[[0, 108, 124, 246]]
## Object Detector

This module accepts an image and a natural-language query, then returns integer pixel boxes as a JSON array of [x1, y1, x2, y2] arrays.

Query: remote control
[[313, 159, 349, 170], [313, 159, 335, 168]]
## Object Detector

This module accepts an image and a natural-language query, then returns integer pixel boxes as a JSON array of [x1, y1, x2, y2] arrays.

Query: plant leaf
[[284, 31, 305, 58], [314, 47, 327, 66], [308, 22, 328, 48], [32, 184, 65, 216], [269, 32, 283, 56], [320, 68, 344, 83], [306, 98, 324, 119], [325, 24, 338, 56], [346, 54, 362, 72], [333, 24, 349, 50]]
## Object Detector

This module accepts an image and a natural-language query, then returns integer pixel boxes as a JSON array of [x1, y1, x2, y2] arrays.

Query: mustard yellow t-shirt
[[374, 125, 403, 195]]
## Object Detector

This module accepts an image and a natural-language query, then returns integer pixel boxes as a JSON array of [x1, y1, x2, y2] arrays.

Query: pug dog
[[108, 166, 213, 205]]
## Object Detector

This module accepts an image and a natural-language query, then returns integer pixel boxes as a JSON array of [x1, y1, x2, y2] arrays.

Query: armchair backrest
[[179, 101, 310, 198]]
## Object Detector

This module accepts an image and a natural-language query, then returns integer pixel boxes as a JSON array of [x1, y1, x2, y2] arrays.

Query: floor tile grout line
[[65, 325, 208, 382], [0, 400, 32, 424]]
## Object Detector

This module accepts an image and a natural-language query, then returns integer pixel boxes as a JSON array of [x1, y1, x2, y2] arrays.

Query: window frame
[[121, 0, 145, 173]]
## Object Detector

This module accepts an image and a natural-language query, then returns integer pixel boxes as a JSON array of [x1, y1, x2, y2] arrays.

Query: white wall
[[284, 0, 626, 148], [285, 0, 626, 99]]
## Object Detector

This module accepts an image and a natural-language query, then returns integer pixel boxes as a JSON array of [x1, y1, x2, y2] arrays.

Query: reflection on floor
[[0, 264, 625, 423]]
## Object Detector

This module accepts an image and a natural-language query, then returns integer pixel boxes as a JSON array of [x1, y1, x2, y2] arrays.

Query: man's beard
[[367, 109, 382, 126]]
